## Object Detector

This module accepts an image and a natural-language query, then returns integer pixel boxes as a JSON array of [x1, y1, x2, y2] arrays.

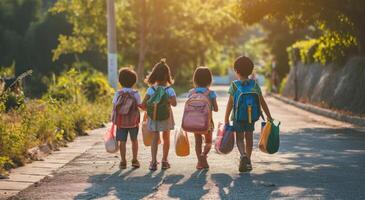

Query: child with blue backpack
[[224, 56, 272, 172], [142, 59, 177, 171]]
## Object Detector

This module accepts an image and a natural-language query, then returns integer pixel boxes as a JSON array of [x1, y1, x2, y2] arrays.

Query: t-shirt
[[112, 88, 142, 105], [146, 86, 176, 97], [228, 79, 262, 96], [188, 87, 217, 102]]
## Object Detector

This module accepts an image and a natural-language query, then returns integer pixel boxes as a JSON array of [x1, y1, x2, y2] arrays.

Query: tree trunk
[[137, 0, 147, 85]]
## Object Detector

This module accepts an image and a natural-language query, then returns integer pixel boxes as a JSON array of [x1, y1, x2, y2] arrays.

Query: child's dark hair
[[119, 67, 137, 88], [193, 66, 212, 87], [234, 56, 254, 78], [145, 58, 174, 85]]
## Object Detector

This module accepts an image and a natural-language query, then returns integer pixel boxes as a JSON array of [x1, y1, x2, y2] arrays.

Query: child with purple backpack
[[111, 68, 141, 169], [182, 67, 218, 169]]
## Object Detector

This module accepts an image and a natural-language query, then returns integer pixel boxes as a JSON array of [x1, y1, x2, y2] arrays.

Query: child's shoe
[[119, 160, 127, 169], [132, 159, 140, 168], [239, 156, 249, 172], [149, 161, 158, 171], [161, 160, 171, 170], [246, 160, 253, 171], [201, 154, 209, 169]]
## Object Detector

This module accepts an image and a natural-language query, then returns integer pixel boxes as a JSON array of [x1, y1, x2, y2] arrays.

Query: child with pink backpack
[[182, 67, 218, 169], [111, 68, 141, 169]]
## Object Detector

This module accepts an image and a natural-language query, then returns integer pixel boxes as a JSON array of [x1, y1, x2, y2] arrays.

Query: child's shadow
[[168, 170, 209, 199], [74, 169, 165, 200]]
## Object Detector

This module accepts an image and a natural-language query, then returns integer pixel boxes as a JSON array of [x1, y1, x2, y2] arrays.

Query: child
[[142, 59, 177, 171], [112, 67, 141, 169], [188, 67, 218, 169], [224, 56, 272, 172]]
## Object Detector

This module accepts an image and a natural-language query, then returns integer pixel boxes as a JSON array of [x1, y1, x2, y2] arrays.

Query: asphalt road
[[11, 86, 365, 200]]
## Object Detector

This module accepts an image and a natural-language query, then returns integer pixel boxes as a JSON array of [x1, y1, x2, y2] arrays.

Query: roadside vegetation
[[0, 66, 112, 176]]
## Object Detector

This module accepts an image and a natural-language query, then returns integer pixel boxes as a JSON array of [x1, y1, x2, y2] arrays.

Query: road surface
[[9, 86, 365, 199]]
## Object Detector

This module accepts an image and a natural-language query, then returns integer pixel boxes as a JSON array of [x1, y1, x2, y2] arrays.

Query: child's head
[[234, 56, 254, 78], [118, 67, 137, 88], [193, 66, 212, 88], [145, 58, 174, 85]]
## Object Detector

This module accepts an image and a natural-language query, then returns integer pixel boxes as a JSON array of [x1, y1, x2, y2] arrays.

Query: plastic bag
[[175, 128, 190, 157], [258, 120, 280, 154], [215, 122, 235, 154], [104, 124, 119, 153], [258, 121, 271, 153], [266, 120, 280, 154], [142, 113, 160, 146]]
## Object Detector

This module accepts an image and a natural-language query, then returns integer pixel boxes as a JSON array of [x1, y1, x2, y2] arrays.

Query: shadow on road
[[70, 127, 365, 199]]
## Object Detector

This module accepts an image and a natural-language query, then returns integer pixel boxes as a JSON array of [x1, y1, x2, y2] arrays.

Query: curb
[[269, 93, 365, 127], [0, 126, 107, 200]]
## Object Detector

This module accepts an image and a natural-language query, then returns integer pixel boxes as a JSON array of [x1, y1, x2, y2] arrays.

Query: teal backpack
[[147, 87, 170, 121]]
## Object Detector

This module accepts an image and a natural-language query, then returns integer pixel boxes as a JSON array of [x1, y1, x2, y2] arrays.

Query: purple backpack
[[182, 89, 211, 133]]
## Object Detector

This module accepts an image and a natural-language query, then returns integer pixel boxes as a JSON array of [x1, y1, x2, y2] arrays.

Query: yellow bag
[[175, 128, 190, 157], [142, 113, 160, 146], [258, 121, 272, 153]]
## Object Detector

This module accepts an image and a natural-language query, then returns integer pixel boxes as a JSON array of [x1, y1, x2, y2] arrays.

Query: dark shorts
[[233, 121, 255, 133], [116, 127, 139, 142]]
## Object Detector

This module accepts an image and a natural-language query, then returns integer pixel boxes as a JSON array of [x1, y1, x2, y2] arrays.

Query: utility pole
[[107, 0, 118, 89]]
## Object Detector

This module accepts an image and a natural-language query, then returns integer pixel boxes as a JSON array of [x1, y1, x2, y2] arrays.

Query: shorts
[[233, 121, 255, 133], [116, 127, 139, 142]]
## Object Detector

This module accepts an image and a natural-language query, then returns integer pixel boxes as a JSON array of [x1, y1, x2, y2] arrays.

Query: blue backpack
[[233, 80, 263, 124]]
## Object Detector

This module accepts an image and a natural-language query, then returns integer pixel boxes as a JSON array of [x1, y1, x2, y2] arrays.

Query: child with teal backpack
[[224, 56, 273, 173], [142, 59, 177, 171]]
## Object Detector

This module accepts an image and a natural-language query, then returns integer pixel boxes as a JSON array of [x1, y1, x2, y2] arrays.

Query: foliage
[[279, 75, 288, 94], [51, 0, 244, 85], [47, 67, 114, 102], [0, 67, 112, 176], [236, 0, 365, 81], [288, 25, 358, 65]]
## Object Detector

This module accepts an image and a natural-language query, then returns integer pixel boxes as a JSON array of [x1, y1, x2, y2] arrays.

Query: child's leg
[[116, 128, 128, 163], [202, 132, 212, 155], [120, 141, 126, 162], [162, 131, 170, 162], [244, 131, 253, 160], [151, 132, 159, 163], [235, 132, 246, 157], [194, 133, 203, 158], [129, 128, 139, 161]]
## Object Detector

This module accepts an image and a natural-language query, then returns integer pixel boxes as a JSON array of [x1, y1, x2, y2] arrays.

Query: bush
[[279, 75, 288, 94], [0, 67, 113, 175]]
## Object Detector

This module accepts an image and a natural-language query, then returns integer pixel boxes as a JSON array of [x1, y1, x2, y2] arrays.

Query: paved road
[[11, 86, 365, 199]]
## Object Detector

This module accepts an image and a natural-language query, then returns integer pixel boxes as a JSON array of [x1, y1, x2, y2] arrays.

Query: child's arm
[[224, 95, 233, 124], [169, 96, 177, 107], [141, 95, 150, 111], [260, 95, 272, 121], [212, 98, 218, 112]]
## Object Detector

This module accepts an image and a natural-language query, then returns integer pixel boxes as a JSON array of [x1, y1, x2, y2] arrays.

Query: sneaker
[[131, 159, 140, 168], [161, 161, 171, 170], [246, 161, 253, 171], [119, 160, 127, 169], [239, 156, 249, 172], [149, 161, 158, 171]]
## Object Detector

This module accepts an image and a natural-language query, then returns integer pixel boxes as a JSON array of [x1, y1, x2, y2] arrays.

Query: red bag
[[215, 122, 235, 154], [104, 124, 119, 153], [112, 91, 140, 128]]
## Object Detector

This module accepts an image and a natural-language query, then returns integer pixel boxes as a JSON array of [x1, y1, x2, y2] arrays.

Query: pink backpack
[[112, 91, 140, 128], [182, 89, 211, 133]]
